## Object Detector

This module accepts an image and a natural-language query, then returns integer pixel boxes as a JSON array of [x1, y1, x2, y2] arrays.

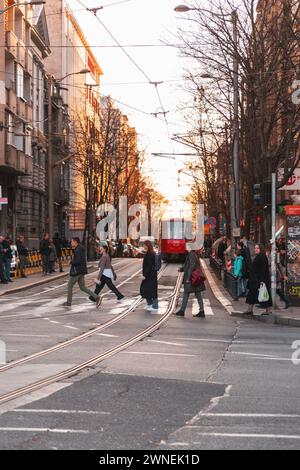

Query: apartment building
[[44, 0, 102, 239]]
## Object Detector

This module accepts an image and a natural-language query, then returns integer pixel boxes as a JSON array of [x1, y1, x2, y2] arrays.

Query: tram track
[[0, 263, 170, 374], [0, 271, 182, 405]]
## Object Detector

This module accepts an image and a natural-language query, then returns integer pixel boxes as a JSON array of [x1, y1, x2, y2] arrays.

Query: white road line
[[176, 337, 230, 344], [200, 260, 233, 314], [63, 325, 79, 331], [0, 334, 50, 338], [229, 351, 291, 361], [190, 432, 300, 440], [14, 409, 111, 416], [121, 352, 196, 357], [0, 427, 89, 434], [201, 413, 300, 419], [148, 340, 185, 347]]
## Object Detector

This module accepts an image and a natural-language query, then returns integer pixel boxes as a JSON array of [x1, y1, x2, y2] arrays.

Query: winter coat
[[98, 253, 115, 279], [2, 240, 12, 260], [217, 242, 227, 264], [70, 245, 88, 277], [181, 251, 206, 294], [246, 253, 272, 307], [140, 252, 158, 299], [233, 256, 244, 278], [40, 239, 50, 256], [53, 238, 63, 258], [49, 245, 57, 262], [16, 240, 28, 257]]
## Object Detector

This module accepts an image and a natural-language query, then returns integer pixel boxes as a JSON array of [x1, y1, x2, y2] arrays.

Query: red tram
[[159, 218, 192, 262]]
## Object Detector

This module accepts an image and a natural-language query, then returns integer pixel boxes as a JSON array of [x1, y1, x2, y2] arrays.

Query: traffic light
[[253, 182, 272, 206], [254, 184, 261, 205]]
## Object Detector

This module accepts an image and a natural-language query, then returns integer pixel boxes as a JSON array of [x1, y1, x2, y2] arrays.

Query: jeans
[[42, 255, 49, 274], [67, 274, 98, 305], [4, 259, 11, 281], [49, 260, 55, 273], [0, 259, 6, 283], [19, 255, 27, 277], [94, 275, 123, 299], [180, 291, 204, 313], [146, 298, 158, 309], [237, 277, 246, 297]]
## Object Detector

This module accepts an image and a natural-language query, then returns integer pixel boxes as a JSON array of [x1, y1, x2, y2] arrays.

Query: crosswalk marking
[[192, 298, 214, 316]]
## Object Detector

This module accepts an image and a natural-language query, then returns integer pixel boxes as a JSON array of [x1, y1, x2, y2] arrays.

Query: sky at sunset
[[68, 0, 197, 214]]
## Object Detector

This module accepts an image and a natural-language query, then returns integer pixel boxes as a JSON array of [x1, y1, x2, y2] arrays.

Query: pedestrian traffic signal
[[253, 182, 272, 206]]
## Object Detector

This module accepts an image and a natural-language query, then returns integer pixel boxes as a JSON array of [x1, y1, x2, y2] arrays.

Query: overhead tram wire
[[74, 0, 174, 147]]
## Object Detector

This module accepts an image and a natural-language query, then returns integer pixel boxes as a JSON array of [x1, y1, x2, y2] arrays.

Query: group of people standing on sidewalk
[[216, 237, 289, 316], [40, 233, 64, 276]]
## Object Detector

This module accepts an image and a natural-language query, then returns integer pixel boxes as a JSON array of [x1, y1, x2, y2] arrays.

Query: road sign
[[0, 186, 8, 211]]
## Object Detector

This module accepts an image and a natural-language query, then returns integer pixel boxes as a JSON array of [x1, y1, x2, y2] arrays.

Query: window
[[25, 128, 32, 156], [6, 112, 13, 146], [16, 64, 24, 99]]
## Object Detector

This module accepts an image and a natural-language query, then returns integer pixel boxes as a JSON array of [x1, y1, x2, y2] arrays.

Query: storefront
[[286, 206, 300, 306]]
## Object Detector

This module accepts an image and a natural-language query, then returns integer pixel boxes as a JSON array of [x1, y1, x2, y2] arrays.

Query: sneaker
[[174, 310, 184, 317], [96, 296, 102, 308], [146, 305, 153, 311], [117, 295, 125, 302], [63, 302, 72, 307]]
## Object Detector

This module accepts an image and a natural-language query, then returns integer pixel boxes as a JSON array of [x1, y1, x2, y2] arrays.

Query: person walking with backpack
[[175, 250, 206, 318], [64, 238, 99, 307], [90, 244, 124, 304], [140, 240, 159, 312]]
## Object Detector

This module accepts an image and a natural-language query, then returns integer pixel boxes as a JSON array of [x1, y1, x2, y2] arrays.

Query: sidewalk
[[203, 260, 300, 328], [0, 262, 97, 297]]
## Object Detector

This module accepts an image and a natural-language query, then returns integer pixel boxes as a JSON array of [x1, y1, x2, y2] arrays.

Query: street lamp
[[47, 69, 90, 236], [175, 4, 240, 245], [0, 1, 46, 15]]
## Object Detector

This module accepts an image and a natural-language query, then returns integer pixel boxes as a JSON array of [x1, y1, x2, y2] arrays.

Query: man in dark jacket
[[53, 233, 64, 272], [40, 233, 50, 276], [64, 238, 99, 307], [16, 236, 29, 278], [175, 250, 206, 318], [0, 236, 8, 284], [2, 235, 13, 282]]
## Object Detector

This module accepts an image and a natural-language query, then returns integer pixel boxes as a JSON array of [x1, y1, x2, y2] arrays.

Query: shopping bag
[[258, 282, 269, 303]]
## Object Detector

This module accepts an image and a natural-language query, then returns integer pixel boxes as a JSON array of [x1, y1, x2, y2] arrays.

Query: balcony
[[6, 89, 17, 114], [26, 104, 33, 124], [5, 31, 18, 60], [17, 40, 26, 68], [4, 145, 26, 176]]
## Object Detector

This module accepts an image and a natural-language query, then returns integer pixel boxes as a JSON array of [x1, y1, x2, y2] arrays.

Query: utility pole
[[231, 9, 240, 245], [47, 75, 54, 236]]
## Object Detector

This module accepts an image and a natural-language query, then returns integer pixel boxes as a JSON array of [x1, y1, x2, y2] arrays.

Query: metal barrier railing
[[11, 248, 73, 279], [209, 256, 223, 280], [223, 270, 239, 301]]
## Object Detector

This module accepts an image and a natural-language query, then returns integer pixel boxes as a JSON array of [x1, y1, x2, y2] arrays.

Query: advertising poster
[[286, 212, 300, 305]]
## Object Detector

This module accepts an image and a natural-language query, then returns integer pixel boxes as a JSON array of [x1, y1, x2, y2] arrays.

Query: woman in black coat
[[140, 240, 158, 312], [245, 244, 272, 315], [175, 250, 206, 318]]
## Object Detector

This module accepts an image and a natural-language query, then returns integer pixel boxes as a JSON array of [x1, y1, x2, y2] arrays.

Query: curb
[[0, 264, 98, 297], [231, 311, 300, 328]]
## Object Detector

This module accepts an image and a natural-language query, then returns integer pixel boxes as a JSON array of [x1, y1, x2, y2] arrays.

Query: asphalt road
[[0, 258, 299, 450]]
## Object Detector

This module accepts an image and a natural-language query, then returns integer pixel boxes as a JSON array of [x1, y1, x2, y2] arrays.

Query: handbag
[[191, 268, 206, 287], [258, 282, 269, 303]]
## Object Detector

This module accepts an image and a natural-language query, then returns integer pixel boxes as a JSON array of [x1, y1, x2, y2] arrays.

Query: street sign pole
[[271, 173, 277, 307]]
